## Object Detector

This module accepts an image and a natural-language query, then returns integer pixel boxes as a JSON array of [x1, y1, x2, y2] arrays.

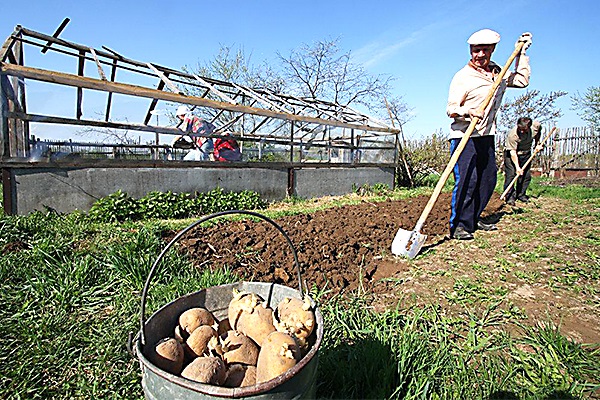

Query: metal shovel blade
[[391, 228, 427, 258]]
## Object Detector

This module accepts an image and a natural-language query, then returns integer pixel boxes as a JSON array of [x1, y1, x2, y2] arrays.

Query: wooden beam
[[143, 79, 166, 125], [89, 47, 107, 81], [146, 63, 182, 94], [105, 58, 118, 121], [192, 74, 237, 104], [0, 27, 22, 62], [0, 63, 399, 134], [13, 39, 28, 156], [232, 83, 289, 113], [9, 111, 182, 136], [0, 75, 10, 157], [101, 45, 124, 59], [41, 18, 70, 54], [76, 50, 85, 119]]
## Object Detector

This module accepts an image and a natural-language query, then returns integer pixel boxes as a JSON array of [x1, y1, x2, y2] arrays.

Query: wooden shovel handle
[[413, 41, 525, 232], [500, 126, 558, 200]]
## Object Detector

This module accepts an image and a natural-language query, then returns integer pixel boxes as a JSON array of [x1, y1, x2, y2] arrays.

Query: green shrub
[[87, 188, 266, 223], [352, 182, 391, 196], [138, 191, 194, 219], [397, 132, 450, 187], [88, 190, 141, 222]]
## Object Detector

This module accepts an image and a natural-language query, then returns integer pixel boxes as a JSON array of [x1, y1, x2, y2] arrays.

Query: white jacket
[[446, 55, 530, 139]]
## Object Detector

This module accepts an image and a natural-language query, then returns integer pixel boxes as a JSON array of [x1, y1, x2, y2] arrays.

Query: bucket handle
[[137, 210, 304, 347]]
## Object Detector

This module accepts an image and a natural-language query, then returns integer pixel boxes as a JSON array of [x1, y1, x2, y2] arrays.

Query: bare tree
[[498, 89, 567, 134], [277, 38, 396, 111], [571, 86, 600, 130]]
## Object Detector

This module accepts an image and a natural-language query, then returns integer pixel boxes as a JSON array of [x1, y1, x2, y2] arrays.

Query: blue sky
[[2, 0, 598, 141]]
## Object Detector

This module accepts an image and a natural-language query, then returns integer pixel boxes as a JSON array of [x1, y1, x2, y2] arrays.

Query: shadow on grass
[[317, 336, 399, 399], [489, 391, 578, 400]]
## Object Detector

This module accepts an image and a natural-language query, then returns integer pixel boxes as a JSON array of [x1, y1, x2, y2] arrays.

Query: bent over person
[[446, 28, 532, 240], [503, 117, 543, 205], [173, 105, 215, 161]]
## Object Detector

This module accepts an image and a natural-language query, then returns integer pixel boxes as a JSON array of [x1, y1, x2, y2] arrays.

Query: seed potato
[[181, 356, 227, 385], [236, 302, 276, 347], [256, 331, 300, 383], [228, 290, 263, 330], [274, 296, 316, 346], [185, 325, 217, 358], [149, 337, 184, 375], [221, 330, 259, 366], [179, 307, 215, 336], [224, 364, 257, 388]]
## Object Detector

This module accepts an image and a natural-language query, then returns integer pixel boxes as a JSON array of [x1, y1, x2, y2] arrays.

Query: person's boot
[[477, 221, 497, 231], [451, 227, 474, 240], [517, 195, 530, 203]]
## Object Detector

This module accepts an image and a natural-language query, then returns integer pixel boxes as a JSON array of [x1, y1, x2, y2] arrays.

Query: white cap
[[175, 105, 189, 117], [467, 29, 500, 45]]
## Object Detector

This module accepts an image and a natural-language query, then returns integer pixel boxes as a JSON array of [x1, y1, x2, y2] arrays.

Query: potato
[[181, 356, 226, 385], [221, 330, 259, 366], [224, 364, 257, 388], [256, 331, 300, 383], [179, 307, 215, 336], [216, 318, 232, 337], [185, 325, 217, 358], [149, 337, 184, 375], [228, 290, 263, 330], [274, 296, 316, 346], [236, 302, 276, 347]]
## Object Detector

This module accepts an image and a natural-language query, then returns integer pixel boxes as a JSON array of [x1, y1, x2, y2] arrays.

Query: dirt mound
[[178, 192, 505, 295]]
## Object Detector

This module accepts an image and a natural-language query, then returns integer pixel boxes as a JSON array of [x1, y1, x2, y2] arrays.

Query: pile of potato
[[148, 289, 316, 388]]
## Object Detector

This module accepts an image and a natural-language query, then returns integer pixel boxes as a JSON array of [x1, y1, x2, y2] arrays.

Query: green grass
[[1, 181, 600, 399], [529, 178, 600, 201]]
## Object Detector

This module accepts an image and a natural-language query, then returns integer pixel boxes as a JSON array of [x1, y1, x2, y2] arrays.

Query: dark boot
[[451, 227, 474, 240]]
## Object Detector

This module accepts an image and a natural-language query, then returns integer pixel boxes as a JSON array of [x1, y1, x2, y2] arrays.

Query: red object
[[213, 135, 241, 162]]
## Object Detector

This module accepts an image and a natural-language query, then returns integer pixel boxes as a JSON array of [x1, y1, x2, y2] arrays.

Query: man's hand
[[516, 167, 524, 176], [535, 144, 543, 152], [516, 32, 533, 53], [468, 108, 484, 120]]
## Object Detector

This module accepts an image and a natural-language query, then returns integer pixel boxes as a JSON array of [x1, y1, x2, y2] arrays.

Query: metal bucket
[[131, 210, 324, 399]]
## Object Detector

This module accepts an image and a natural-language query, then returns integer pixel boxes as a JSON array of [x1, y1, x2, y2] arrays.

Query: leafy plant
[[138, 191, 194, 219], [87, 188, 266, 223], [88, 190, 141, 222]]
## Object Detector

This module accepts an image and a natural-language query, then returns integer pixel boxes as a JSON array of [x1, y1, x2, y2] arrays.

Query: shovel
[[391, 41, 526, 258], [500, 126, 558, 201]]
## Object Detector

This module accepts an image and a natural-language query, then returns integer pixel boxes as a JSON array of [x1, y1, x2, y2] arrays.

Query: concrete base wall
[[5, 165, 394, 215], [293, 167, 393, 198]]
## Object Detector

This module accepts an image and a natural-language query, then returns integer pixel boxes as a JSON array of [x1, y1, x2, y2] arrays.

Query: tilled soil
[[177, 192, 474, 294], [175, 192, 600, 344]]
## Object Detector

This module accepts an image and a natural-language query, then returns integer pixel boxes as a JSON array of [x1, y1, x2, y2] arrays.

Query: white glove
[[515, 32, 532, 53]]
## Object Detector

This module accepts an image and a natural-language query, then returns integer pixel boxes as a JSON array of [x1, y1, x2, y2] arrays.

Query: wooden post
[[350, 128, 355, 163], [327, 127, 331, 162], [14, 38, 29, 157], [105, 58, 118, 122], [289, 121, 294, 163], [77, 50, 85, 120], [0, 71, 20, 158], [0, 75, 9, 158], [550, 126, 560, 177]]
